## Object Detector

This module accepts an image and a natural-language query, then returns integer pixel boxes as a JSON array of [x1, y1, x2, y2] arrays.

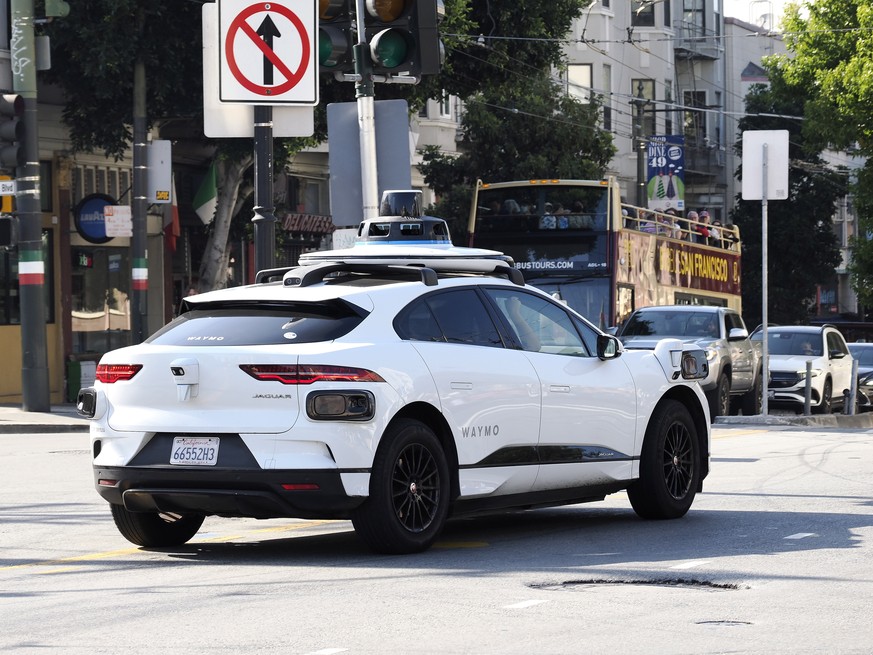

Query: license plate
[[170, 437, 219, 466]]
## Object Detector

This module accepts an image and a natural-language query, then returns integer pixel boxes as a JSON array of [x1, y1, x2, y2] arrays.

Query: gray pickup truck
[[616, 306, 763, 419]]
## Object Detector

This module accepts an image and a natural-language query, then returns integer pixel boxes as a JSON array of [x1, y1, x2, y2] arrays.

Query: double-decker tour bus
[[466, 178, 742, 329]]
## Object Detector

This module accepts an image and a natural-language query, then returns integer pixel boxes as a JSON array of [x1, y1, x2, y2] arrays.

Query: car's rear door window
[[396, 289, 503, 347]]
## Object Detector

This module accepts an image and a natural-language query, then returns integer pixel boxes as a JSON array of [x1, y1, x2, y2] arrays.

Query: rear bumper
[[94, 466, 364, 519]]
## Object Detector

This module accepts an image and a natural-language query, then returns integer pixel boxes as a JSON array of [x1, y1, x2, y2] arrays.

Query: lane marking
[[433, 541, 489, 549], [504, 600, 548, 609], [0, 520, 341, 573], [305, 649, 348, 655], [671, 560, 711, 569], [784, 532, 817, 540]]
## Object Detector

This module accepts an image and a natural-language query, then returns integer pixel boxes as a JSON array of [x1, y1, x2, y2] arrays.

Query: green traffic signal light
[[318, 0, 355, 73], [369, 29, 413, 69]]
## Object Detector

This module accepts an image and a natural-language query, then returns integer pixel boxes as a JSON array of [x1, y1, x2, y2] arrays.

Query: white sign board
[[146, 140, 172, 204], [0, 179, 15, 196], [742, 130, 790, 200], [104, 205, 133, 238], [203, 3, 314, 137], [218, 0, 318, 105]]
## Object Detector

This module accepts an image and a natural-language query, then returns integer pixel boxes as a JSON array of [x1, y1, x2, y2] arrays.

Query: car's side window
[[484, 288, 589, 356], [827, 331, 849, 357], [427, 290, 503, 347], [396, 290, 503, 347], [394, 300, 444, 342]]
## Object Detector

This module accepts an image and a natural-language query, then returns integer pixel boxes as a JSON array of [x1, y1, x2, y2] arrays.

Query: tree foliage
[[731, 70, 845, 328], [775, 0, 873, 312]]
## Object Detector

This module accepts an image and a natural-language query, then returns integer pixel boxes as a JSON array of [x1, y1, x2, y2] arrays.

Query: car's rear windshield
[[145, 302, 366, 346], [620, 311, 718, 338]]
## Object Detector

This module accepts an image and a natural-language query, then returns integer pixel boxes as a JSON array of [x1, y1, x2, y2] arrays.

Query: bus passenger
[[539, 203, 556, 229]]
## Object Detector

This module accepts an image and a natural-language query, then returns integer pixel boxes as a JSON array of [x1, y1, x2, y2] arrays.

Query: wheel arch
[[385, 402, 461, 501], [650, 387, 710, 485]]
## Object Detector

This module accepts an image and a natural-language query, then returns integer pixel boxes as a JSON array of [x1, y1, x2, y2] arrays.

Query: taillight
[[96, 364, 143, 383], [239, 364, 385, 385]]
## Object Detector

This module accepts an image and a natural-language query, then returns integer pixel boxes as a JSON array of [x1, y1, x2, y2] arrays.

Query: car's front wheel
[[740, 370, 763, 416], [706, 372, 731, 420], [813, 378, 833, 415], [352, 419, 450, 554], [110, 504, 204, 547], [628, 399, 700, 520]]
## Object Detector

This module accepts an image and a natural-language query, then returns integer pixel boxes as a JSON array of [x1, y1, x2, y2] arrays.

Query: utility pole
[[353, 0, 379, 219], [631, 81, 650, 209], [131, 38, 148, 342], [11, 0, 50, 411]]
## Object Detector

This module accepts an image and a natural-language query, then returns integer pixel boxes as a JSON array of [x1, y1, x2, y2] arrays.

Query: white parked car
[[766, 325, 854, 413], [77, 213, 711, 554]]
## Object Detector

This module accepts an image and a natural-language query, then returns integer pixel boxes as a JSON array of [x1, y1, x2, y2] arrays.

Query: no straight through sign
[[218, 0, 318, 105]]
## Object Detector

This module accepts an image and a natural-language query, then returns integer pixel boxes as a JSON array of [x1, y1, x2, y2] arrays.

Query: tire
[[628, 399, 700, 520], [110, 504, 204, 547], [706, 372, 731, 420], [352, 419, 450, 554], [813, 378, 833, 415], [741, 371, 763, 416]]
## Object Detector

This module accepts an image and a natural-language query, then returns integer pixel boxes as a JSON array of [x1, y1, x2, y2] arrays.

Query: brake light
[[239, 364, 385, 385], [96, 364, 143, 383]]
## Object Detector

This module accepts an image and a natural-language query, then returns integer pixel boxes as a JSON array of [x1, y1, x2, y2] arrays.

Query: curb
[[716, 413, 873, 428]]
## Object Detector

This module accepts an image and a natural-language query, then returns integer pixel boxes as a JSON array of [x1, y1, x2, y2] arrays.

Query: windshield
[[620, 310, 719, 338], [767, 332, 822, 356]]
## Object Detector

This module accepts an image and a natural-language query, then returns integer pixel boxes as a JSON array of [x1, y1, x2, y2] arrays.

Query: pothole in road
[[531, 578, 746, 592]]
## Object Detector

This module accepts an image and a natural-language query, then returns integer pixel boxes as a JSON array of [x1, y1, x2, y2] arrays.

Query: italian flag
[[193, 161, 218, 225], [18, 249, 43, 286]]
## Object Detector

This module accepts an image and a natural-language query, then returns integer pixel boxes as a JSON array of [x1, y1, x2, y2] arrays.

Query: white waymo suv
[[78, 211, 711, 554]]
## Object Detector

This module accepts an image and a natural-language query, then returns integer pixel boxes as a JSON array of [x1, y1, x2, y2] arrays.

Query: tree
[[775, 0, 873, 312], [730, 69, 845, 328]]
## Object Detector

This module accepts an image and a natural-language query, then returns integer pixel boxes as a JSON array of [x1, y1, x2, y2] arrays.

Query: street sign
[[104, 205, 133, 238], [202, 3, 314, 137], [219, 0, 318, 105], [0, 178, 15, 195], [146, 140, 172, 204]]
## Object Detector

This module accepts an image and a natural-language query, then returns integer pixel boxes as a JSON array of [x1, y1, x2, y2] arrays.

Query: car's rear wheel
[[110, 504, 204, 547], [813, 378, 833, 415], [707, 372, 731, 420], [352, 419, 450, 554], [628, 399, 700, 520]]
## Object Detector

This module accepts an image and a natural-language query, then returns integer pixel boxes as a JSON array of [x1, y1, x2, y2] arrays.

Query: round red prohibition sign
[[225, 2, 311, 96]]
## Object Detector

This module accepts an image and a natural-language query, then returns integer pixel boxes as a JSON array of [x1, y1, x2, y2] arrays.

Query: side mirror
[[597, 334, 622, 360]]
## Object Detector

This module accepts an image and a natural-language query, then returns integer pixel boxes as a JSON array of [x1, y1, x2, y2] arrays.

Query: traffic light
[[0, 215, 18, 249], [364, 0, 443, 77], [319, 0, 355, 75], [0, 94, 24, 170]]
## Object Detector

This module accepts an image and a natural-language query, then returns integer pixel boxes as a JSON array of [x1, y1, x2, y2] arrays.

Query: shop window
[[70, 246, 131, 354], [0, 230, 54, 325]]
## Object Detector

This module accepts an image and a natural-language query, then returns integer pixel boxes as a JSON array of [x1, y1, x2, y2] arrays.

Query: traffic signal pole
[[353, 0, 379, 220], [11, 0, 50, 411]]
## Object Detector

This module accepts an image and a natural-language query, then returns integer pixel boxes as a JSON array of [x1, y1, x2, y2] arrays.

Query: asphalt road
[[1, 425, 872, 654]]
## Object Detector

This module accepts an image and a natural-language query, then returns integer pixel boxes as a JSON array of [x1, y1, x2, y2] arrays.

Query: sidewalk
[[0, 404, 90, 433]]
